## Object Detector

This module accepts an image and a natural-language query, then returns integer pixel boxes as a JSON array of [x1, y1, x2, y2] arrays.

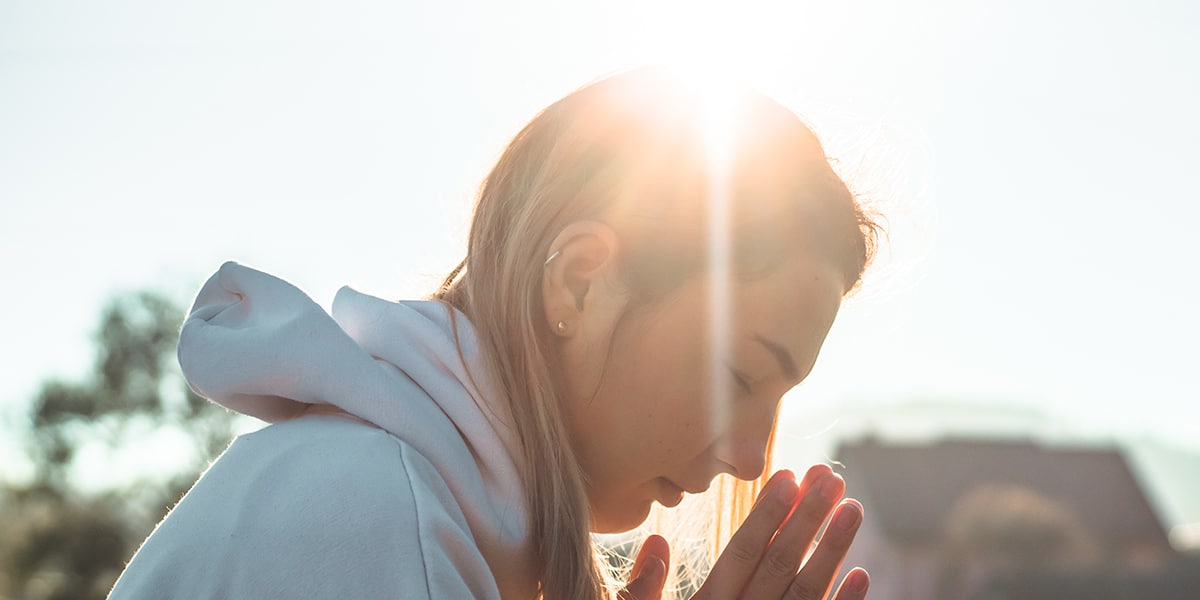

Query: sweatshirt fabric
[[107, 262, 537, 599]]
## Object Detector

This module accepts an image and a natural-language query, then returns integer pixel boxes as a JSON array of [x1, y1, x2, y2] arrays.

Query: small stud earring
[[555, 320, 569, 336]]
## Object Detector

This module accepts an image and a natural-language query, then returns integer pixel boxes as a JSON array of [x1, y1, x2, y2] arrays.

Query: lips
[[657, 477, 715, 507], [657, 478, 686, 507], [665, 477, 713, 495]]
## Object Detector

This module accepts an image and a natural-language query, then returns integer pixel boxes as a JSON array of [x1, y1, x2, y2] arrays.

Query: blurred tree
[[935, 483, 1101, 600], [0, 290, 237, 600]]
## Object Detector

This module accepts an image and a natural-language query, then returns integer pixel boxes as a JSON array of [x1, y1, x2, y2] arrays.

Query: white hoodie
[[108, 262, 538, 599]]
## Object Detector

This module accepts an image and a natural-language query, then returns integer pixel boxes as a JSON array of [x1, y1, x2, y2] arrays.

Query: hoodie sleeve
[[108, 416, 501, 599]]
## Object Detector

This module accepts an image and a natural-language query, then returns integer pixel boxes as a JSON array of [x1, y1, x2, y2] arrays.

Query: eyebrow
[[753, 334, 799, 380]]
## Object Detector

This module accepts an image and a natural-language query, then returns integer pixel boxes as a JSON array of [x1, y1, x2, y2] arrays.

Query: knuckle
[[725, 538, 760, 564], [762, 548, 799, 578], [784, 581, 825, 600]]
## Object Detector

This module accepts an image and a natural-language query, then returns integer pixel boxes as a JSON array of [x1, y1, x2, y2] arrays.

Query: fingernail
[[845, 568, 869, 592], [640, 556, 665, 583], [778, 477, 799, 503], [833, 503, 860, 531], [818, 474, 843, 503]]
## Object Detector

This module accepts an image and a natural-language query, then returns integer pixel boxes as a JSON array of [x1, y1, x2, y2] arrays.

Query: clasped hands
[[620, 465, 869, 600]]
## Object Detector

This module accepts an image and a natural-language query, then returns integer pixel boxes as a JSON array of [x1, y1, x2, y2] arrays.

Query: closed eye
[[729, 368, 753, 394]]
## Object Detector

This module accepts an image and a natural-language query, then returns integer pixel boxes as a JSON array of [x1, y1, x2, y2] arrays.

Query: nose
[[720, 443, 767, 481], [713, 402, 778, 481]]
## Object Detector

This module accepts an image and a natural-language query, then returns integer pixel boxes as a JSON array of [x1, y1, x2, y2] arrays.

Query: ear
[[541, 221, 627, 339]]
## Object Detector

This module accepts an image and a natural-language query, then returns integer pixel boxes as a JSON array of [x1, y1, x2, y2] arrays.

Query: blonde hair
[[434, 68, 879, 599]]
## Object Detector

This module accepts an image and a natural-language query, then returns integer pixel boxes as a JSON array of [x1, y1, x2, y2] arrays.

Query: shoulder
[[232, 415, 446, 518], [231, 416, 480, 548], [109, 416, 498, 599]]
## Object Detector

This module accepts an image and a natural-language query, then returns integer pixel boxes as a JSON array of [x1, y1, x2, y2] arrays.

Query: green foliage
[[0, 487, 130, 600], [1, 290, 238, 600]]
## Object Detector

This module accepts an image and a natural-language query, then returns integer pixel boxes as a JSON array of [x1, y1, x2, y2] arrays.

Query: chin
[[590, 500, 654, 534]]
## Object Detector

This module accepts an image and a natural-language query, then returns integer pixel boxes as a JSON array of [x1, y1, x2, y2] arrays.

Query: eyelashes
[[730, 368, 753, 394]]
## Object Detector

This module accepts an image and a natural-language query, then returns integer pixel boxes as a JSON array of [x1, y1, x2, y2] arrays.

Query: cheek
[[619, 357, 717, 456], [581, 299, 722, 476], [651, 408, 710, 463], [589, 349, 713, 461]]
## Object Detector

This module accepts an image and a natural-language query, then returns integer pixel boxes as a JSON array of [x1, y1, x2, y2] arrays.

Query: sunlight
[[626, 5, 772, 444], [692, 72, 738, 443], [639, 60, 748, 451]]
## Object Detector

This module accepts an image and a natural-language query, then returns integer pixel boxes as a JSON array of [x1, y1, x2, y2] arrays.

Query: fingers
[[618, 535, 670, 600], [830, 568, 870, 600], [739, 465, 844, 598], [781, 500, 863, 600], [694, 470, 800, 598], [695, 464, 869, 600]]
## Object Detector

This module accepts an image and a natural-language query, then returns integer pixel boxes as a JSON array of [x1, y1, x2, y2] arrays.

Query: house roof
[[834, 436, 1171, 551]]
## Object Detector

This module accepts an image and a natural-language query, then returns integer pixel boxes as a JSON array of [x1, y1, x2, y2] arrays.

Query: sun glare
[[683, 70, 739, 443], [634, 55, 753, 450]]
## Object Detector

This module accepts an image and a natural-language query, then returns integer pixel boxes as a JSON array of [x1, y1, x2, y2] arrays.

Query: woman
[[109, 68, 880, 599]]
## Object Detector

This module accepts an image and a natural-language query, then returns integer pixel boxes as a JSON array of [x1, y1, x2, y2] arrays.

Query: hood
[[177, 261, 534, 597]]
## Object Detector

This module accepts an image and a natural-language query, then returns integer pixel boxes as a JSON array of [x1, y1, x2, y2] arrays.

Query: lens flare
[[696, 75, 737, 447]]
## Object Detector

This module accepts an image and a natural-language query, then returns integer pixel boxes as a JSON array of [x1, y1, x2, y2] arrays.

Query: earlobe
[[541, 221, 625, 336]]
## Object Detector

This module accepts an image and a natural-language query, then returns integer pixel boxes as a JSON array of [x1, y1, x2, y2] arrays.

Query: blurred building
[[834, 437, 1197, 600]]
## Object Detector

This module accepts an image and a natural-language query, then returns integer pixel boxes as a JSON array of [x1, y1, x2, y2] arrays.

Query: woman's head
[[436, 67, 879, 597]]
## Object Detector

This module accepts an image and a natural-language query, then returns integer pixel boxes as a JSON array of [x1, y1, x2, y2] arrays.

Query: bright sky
[[2, 0, 1198, 521]]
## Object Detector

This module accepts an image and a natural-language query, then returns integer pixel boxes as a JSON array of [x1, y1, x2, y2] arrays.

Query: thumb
[[618, 535, 670, 600]]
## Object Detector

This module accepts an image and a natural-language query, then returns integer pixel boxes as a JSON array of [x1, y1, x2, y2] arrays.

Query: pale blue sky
[[2, 0, 1198, 524]]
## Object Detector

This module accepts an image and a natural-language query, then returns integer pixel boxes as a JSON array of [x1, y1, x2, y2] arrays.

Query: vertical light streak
[[702, 86, 736, 446], [664, 62, 742, 447]]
